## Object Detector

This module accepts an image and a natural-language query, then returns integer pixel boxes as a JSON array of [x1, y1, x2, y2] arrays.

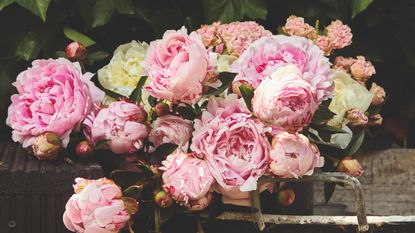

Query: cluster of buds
[[334, 56, 378, 86]]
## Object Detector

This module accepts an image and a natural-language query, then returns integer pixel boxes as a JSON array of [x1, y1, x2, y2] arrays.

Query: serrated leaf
[[150, 143, 178, 164], [91, 0, 115, 28], [344, 130, 365, 156], [114, 0, 134, 15], [129, 76, 148, 103], [63, 27, 96, 47], [239, 84, 254, 112], [123, 185, 143, 199], [86, 51, 109, 61], [16, 0, 51, 21], [324, 183, 336, 204], [0, 0, 15, 10], [242, 0, 267, 20], [204, 72, 236, 96], [351, 0, 374, 18]]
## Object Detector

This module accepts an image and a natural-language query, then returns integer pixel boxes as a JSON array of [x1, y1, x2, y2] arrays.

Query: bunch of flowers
[[5, 15, 384, 232]]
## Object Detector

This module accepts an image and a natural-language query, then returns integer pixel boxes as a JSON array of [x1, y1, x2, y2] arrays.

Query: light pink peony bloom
[[326, 20, 353, 49], [83, 101, 148, 154], [187, 192, 213, 211], [350, 56, 376, 83], [145, 27, 210, 105], [6, 58, 104, 148], [63, 178, 133, 233], [160, 150, 215, 206], [197, 22, 222, 48], [333, 56, 356, 72], [231, 35, 334, 102], [149, 115, 193, 150], [252, 65, 318, 132], [191, 94, 270, 196], [269, 132, 324, 178], [283, 15, 316, 39], [315, 36, 333, 55]]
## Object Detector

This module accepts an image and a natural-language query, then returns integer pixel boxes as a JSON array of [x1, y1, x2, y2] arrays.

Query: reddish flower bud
[[76, 141, 93, 158], [277, 189, 296, 206], [66, 41, 87, 61], [154, 190, 173, 208], [31, 132, 62, 160], [155, 102, 170, 117], [337, 156, 364, 177]]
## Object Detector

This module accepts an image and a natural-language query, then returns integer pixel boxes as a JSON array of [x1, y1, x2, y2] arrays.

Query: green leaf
[[91, 0, 115, 28], [86, 51, 110, 61], [312, 104, 336, 125], [204, 72, 236, 96], [63, 27, 96, 47], [317, 125, 347, 134], [148, 95, 157, 107], [16, 0, 51, 21], [110, 170, 143, 188], [202, 0, 243, 23], [94, 139, 110, 150], [114, 0, 134, 15], [150, 143, 178, 164], [177, 105, 196, 121], [0, 0, 15, 10], [344, 130, 365, 156], [242, 0, 267, 20], [123, 185, 143, 199], [351, 0, 374, 18], [129, 76, 148, 103], [239, 84, 254, 112], [15, 32, 42, 61], [324, 183, 336, 204]]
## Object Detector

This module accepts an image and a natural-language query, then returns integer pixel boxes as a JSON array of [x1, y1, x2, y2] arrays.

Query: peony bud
[[345, 108, 368, 128], [154, 190, 173, 208], [75, 141, 93, 158], [350, 56, 375, 84], [277, 189, 296, 206], [337, 156, 363, 177], [231, 81, 253, 97], [31, 132, 62, 160], [155, 102, 170, 117], [370, 83, 386, 106], [367, 114, 383, 127], [65, 41, 87, 61]]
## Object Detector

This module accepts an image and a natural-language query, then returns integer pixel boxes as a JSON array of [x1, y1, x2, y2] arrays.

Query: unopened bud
[[345, 108, 368, 128], [154, 190, 173, 208], [75, 141, 93, 158], [31, 132, 62, 160], [66, 41, 87, 61], [370, 83, 386, 106], [337, 156, 363, 177], [155, 102, 169, 117], [277, 189, 295, 206]]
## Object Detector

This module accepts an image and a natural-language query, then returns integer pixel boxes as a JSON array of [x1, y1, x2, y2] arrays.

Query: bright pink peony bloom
[[160, 150, 214, 206], [83, 101, 148, 154], [191, 94, 270, 196], [350, 56, 376, 83], [269, 132, 324, 178], [145, 27, 210, 105], [252, 65, 318, 132], [326, 20, 353, 49], [283, 15, 316, 39], [6, 58, 104, 148], [149, 115, 193, 150], [63, 178, 133, 233], [333, 56, 356, 72], [231, 35, 334, 102]]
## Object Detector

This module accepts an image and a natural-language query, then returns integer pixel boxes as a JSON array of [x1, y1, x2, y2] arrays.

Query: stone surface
[[314, 149, 415, 215]]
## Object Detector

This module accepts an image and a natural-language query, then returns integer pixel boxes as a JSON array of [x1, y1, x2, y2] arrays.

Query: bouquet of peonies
[[6, 16, 385, 232]]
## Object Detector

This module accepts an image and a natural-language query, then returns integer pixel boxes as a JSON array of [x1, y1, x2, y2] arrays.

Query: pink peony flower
[[63, 178, 134, 233], [326, 20, 353, 49], [6, 58, 104, 148], [149, 115, 193, 150], [350, 56, 376, 83], [231, 35, 334, 102], [145, 27, 210, 105], [83, 101, 148, 154], [160, 150, 215, 206], [191, 94, 270, 196], [197, 22, 222, 48], [315, 36, 333, 55], [252, 65, 318, 132], [333, 56, 356, 72], [269, 132, 324, 178], [283, 15, 316, 39]]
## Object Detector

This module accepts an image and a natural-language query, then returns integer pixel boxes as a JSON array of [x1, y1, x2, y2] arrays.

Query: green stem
[[154, 206, 161, 233]]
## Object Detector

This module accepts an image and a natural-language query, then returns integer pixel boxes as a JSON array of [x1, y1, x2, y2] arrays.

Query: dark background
[[1, 0, 414, 147]]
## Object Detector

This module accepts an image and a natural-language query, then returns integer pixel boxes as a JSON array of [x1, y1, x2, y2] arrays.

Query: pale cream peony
[[328, 70, 373, 127], [98, 41, 149, 96]]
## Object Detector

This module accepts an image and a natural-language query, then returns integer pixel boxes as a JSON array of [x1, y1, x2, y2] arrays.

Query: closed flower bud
[[370, 83, 386, 106], [277, 189, 296, 206], [65, 41, 87, 61], [350, 56, 375, 83], [155, 102, 170, 117], [154, 190, 173, 208], [345, 108, 368, 128], [231, 81, 253, 96], [337, 156, 363, 177], [31, 132, 62, 160], [75, 141, 93, 158]]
